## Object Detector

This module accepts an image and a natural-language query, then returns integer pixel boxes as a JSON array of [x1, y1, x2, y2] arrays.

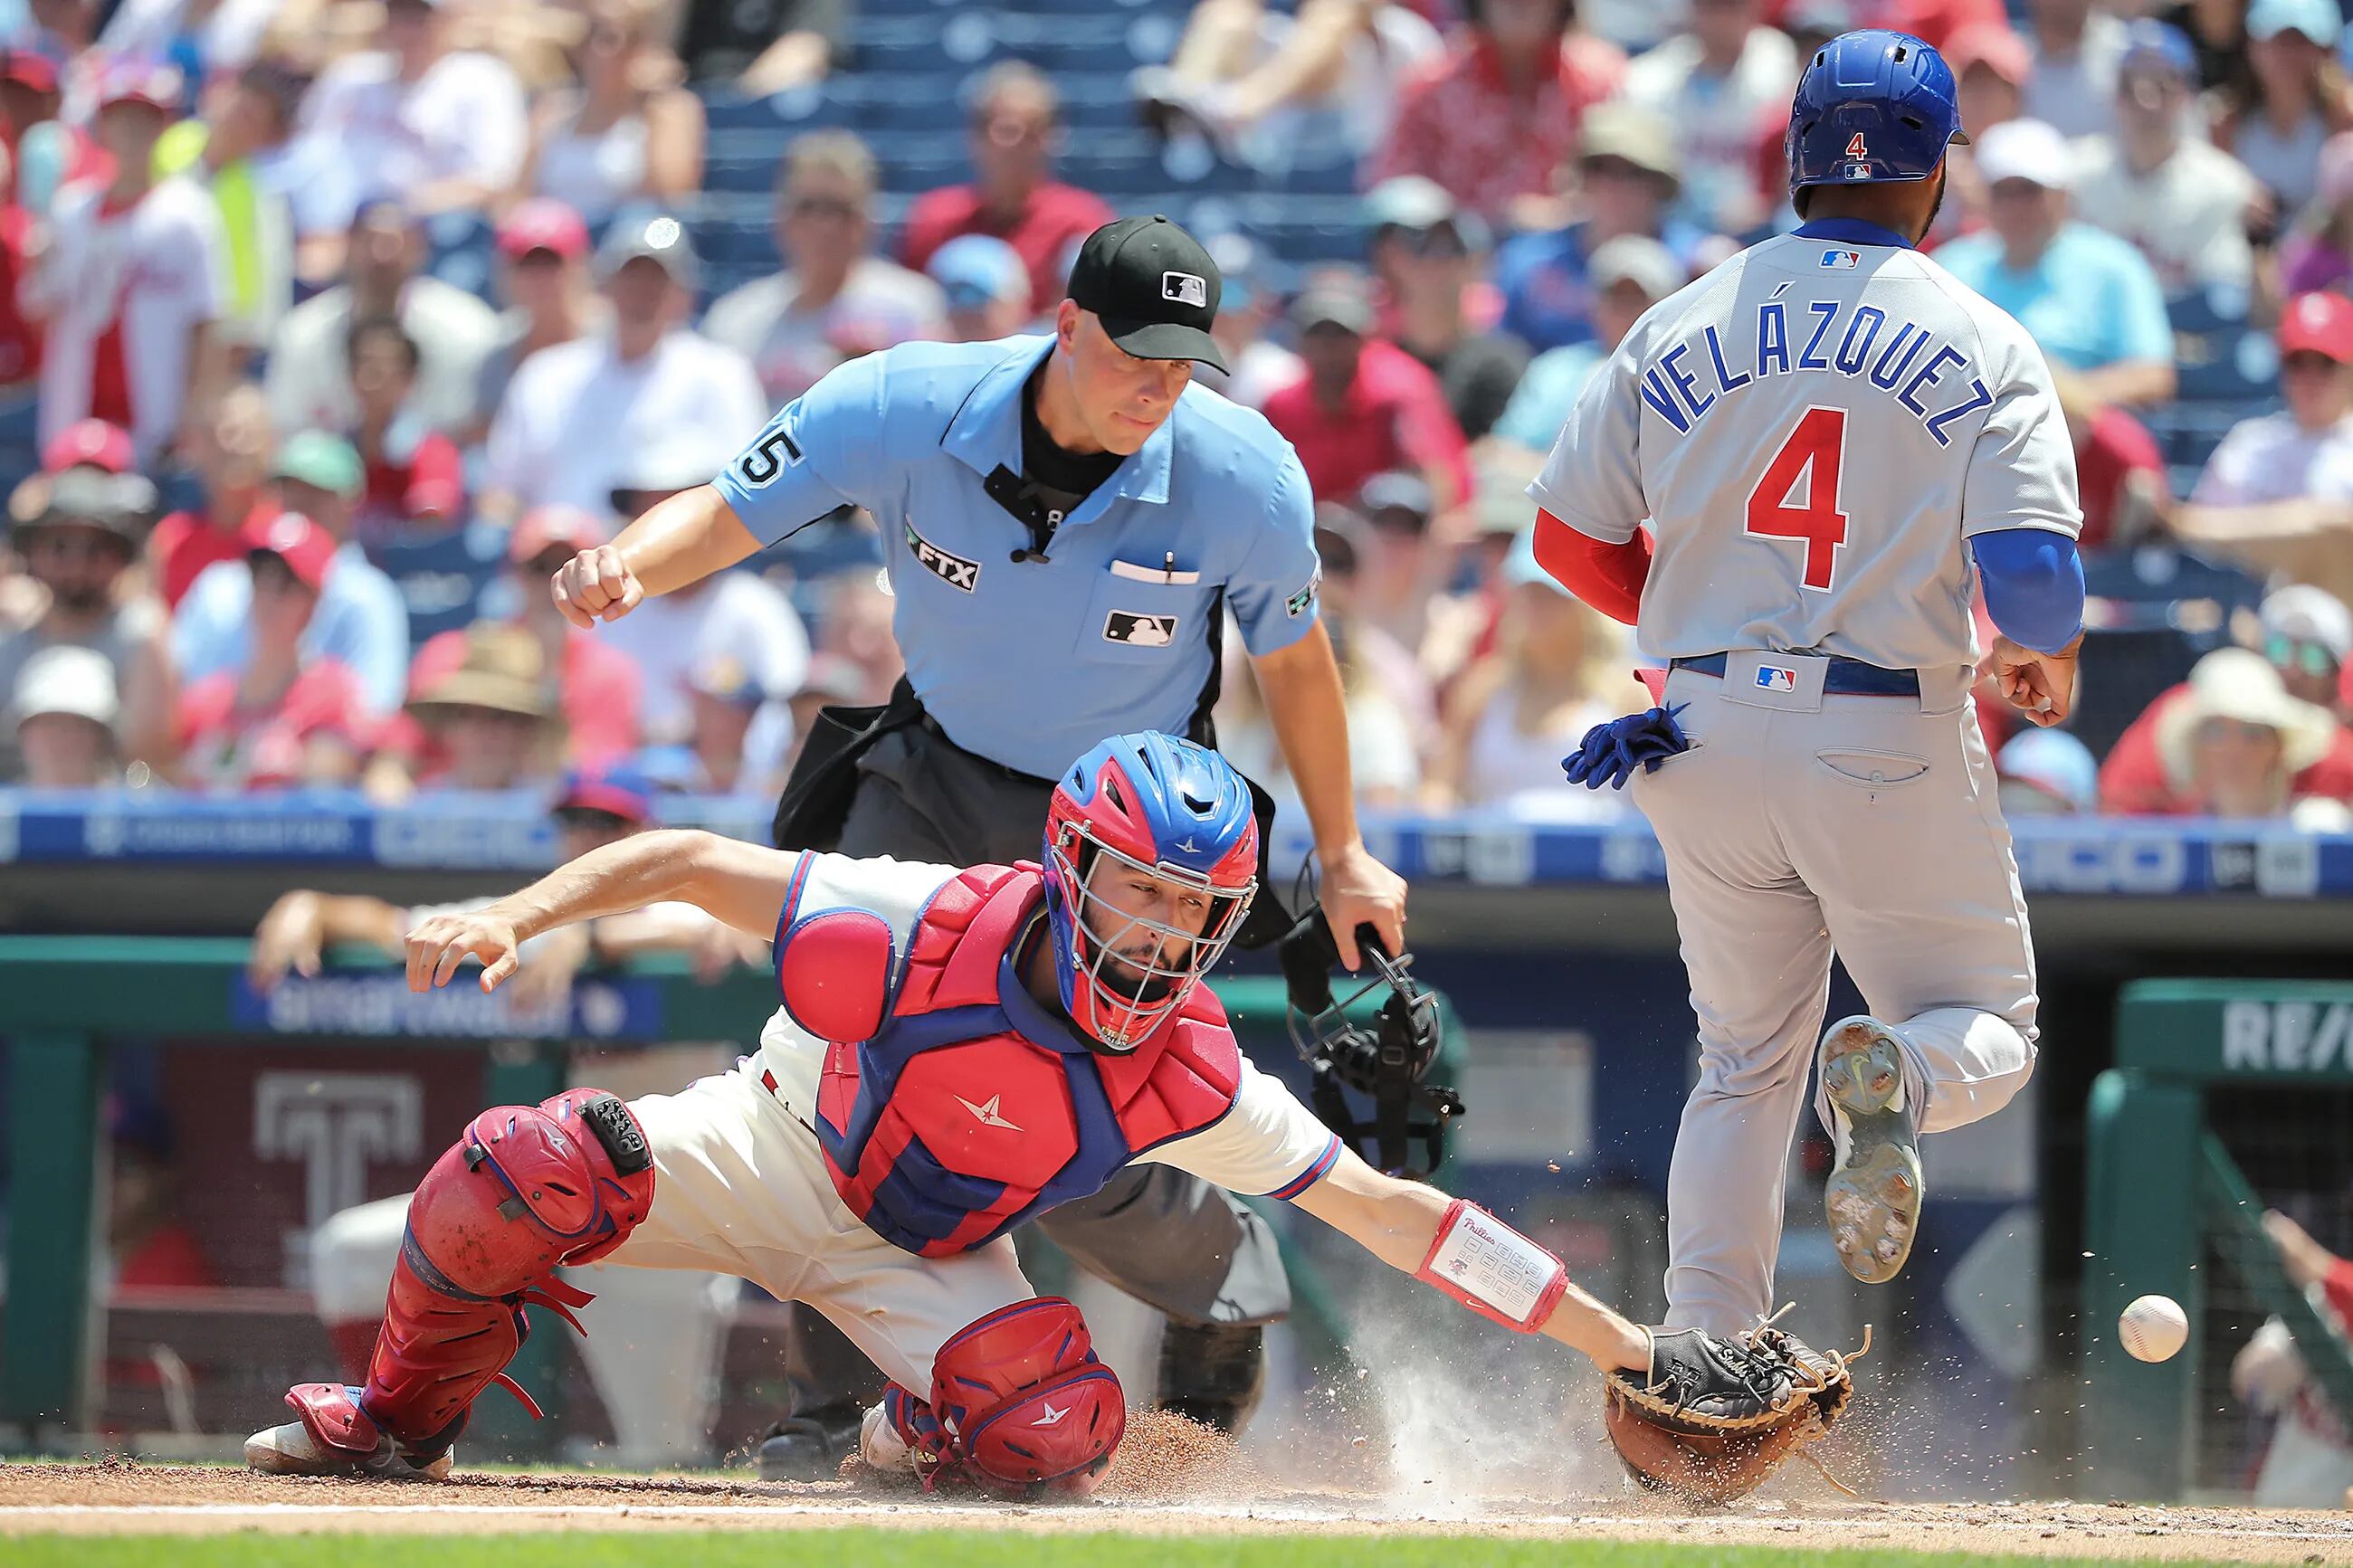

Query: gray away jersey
[[1529, 230, 2082, 675]]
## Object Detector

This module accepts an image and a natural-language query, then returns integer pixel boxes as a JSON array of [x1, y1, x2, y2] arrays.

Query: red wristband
[[1415, 1197, 1569, 1334]]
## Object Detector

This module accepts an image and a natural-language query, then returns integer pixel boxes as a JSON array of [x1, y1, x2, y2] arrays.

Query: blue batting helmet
[[1786, 29, 1968, 198], [1043, 732, 1259, 1050]]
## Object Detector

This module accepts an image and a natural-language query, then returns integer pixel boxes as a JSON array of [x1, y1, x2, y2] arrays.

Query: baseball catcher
[[243, 730, 1832, 1497]]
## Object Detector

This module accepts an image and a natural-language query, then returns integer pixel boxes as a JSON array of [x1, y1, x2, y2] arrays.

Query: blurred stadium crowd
[[0, 0, 2351, 826]]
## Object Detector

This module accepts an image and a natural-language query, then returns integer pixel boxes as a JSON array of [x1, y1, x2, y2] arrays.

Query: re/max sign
[[2220, 1002, 2353, 1072]]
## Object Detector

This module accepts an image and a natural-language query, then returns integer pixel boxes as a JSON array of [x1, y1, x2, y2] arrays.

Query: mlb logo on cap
[[1820, 248, 1860, 270], [1162, 271, 1208, 308], [1757, 665, 1797, 692]]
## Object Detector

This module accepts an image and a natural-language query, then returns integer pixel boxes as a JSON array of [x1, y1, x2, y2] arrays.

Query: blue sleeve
[[1493, 242, 1535, 348], [319, 567, 413, 713], [2109, 245, 2175, 366], [1972, 527, 2085, 654], [170, 564, 241, 684], [710, 350, 887, 546], [1227, 448, 1323, 658], [1491, 348, 1595, 452]]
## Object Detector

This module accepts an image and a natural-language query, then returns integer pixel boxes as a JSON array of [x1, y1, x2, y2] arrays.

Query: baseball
[[2119, 1295, 2189, 1363]]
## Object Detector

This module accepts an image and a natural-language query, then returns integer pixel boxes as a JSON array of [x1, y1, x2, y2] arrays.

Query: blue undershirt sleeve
[[1971, 527, 2085, 655]]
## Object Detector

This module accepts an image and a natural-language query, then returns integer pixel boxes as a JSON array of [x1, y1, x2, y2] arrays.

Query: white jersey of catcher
[[1529, 223, 2080, 675]]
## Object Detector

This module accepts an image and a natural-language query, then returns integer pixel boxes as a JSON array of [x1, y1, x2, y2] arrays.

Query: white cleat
[[1819, 1015, 1923, 1286], [244, 1392, 453, 1482]]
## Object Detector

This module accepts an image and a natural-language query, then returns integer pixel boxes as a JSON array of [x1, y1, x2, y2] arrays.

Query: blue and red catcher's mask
[[1043, 732, 1258, 1051]]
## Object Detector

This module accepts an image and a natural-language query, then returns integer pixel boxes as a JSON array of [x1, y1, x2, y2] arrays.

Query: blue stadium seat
[[853, 14, 1005, 72], [0, 389, 37, 461], [699, 85, 853, 134], [2167, 286, 2279, 404], [823, 71, 944, 121], [367, 523, 510, 652], [1270, 152, 1364, 197], [2072, 543, 2270, 758], [693, 216, 778, 271], [762, 515, 885, 628], [704, 155, 781, 195], [1021, 34, 1151, 71], [2071, 545, 2268, 752], [2174, 325, 2280, 402], [874, 151, 970, 192], [1024, 0, 1178, 14], [2141, 398, 2265, 477], [424, 213, 497, 303], [702, 260, 774, 300]]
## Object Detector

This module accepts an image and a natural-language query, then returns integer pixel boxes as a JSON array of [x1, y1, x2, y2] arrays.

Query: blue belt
[[1670, 652, 1921, 698]]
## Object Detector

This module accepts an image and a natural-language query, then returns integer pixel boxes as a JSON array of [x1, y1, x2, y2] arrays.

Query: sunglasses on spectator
[[789, 195, 861, 221], [2282, 351, 2346, 376], [2268, 635, 2343, 679], [251, 556, 307, 594], [2194, 717, 2284, 746], [1366, 507, 1431, 537], [555, 805, 634, 834], [1377, 223, 1469, 260], [24, 527, 128, 561]]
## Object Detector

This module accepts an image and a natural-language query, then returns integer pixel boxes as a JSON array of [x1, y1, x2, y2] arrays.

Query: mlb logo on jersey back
[[1819, 248, 1860, 270], [1757, 665, 1798, 692]]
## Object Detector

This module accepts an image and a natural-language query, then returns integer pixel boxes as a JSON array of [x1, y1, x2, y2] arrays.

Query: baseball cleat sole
[[1821, 1015, 1923, 1287], [244, 1419, 452, 1481]]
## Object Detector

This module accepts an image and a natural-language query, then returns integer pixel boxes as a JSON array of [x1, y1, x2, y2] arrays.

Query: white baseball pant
[[1632, 651, 2039, 1336]]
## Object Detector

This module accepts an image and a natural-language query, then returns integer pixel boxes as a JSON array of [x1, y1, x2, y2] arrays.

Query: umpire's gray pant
[[786, 724, 1291, 1408]]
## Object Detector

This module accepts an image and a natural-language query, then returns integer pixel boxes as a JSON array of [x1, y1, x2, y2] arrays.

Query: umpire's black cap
[[1065, 214, 1229, 373]]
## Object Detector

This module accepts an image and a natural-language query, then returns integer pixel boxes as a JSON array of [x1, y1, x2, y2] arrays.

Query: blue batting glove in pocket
[[1561, 703, 1691, 791]]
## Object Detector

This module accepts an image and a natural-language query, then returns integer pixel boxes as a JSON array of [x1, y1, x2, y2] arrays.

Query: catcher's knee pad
[[918, 1297, 1125, 1496], [358, 1090, 655, 1449]]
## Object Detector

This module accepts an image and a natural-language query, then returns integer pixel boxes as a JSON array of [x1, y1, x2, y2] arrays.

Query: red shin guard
[[914, 1297, 1125, 1496], [351, 1089, 654, 1452]]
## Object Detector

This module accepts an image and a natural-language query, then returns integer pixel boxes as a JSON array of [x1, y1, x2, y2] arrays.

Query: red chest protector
[[791, 864, 1242, 1258]]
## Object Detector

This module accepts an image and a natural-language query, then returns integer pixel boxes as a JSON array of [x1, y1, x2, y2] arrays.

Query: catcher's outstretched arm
[[1291, 1146, 1651, 1373], [405, 831, 803, 993]]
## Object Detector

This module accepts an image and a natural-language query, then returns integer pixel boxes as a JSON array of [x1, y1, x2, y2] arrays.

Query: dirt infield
[[6, 1453, 2353, 1562]]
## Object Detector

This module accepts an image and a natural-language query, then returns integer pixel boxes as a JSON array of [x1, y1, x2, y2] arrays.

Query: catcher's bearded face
[[1077, 855, 1212, 1000]]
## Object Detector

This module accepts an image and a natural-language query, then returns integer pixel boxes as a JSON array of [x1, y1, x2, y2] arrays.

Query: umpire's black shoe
[[755, 1399, 866, 1481], [1155, 1320, 1266, 1435]]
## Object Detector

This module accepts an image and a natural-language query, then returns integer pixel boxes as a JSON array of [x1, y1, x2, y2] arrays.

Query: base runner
[[1534, 30, 2082, 1335], [243, 732, 1805, 1492]]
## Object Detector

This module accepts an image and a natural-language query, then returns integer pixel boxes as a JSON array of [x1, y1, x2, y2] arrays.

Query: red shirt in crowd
[[2073, 406, 2165, 551], [116, 1224, 218, 1290], [1262, 337, 1472, 508], [176, 660, 376, 788], [2098, 682, 2353, 813], [0, 204, 42, 386], [1369, 33, 1625, 223], [355, 423, 464, 540], [150, 497, 277, 610], [392, 623, 642, 771], [1856, 0, 2007, 51], [900, 181, 1116, 317]]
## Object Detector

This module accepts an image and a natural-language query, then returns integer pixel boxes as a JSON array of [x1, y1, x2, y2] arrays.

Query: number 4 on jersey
[[1745, 406, 1849, 593]]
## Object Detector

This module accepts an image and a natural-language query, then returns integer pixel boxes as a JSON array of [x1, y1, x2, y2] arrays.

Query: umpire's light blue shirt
[[714, 335, 1322, 781]]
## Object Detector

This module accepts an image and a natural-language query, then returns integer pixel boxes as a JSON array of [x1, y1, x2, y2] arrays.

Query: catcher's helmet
[[1043, 731, 1258, 1051], [1786, 29, 1967, 199]]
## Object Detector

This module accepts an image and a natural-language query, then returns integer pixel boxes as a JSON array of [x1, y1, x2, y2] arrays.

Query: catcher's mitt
[[1602, 1311, 1866, 1506]]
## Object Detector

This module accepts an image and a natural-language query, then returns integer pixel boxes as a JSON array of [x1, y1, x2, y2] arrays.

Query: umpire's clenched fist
[[551, 545, 645, 628]]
